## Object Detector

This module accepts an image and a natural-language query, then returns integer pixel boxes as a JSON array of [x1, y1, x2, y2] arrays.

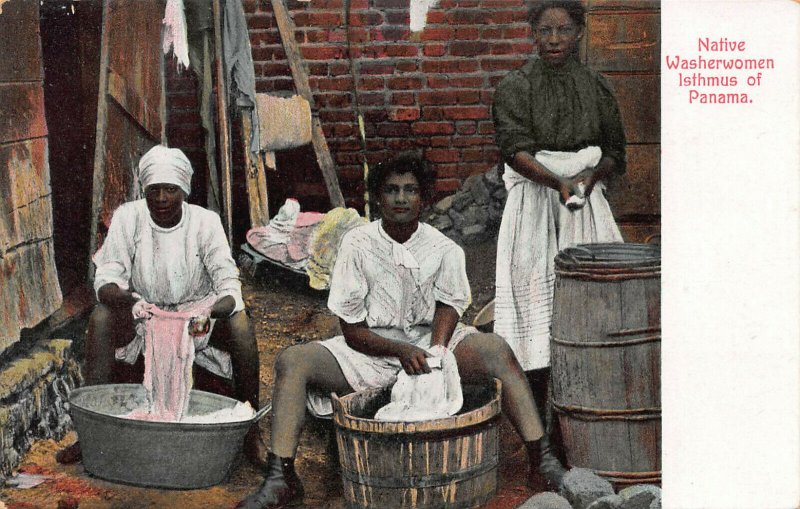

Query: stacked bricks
[[243, 0, 532, 205]]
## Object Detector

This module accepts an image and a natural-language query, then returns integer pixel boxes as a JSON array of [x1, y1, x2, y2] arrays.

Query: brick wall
[[243, 0, 533, 205]]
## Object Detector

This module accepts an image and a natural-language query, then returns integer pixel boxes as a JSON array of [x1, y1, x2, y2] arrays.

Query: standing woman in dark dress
[[492, 0, 626, 463]]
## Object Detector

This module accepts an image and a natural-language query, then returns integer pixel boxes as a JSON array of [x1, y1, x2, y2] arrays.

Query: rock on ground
[[519, 491, 572, 509], [587, 493, 624, 509], [618, 484, 662, 509], [560, 468, 615, 509]]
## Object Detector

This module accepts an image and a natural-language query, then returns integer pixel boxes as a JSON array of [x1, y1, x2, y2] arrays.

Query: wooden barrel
[[332, 380, 501, 509], [550, 243, 661, 486]]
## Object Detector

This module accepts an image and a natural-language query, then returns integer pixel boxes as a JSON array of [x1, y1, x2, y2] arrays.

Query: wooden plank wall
[[583, 0, 661, 242], [90, 0, 164, 254], [0, 0, 63, 354]]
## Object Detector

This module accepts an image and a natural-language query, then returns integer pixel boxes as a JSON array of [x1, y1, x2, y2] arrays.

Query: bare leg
[[453, 332, 544, 441], [83, 303, 135, 385], [211, 310, 260, 407], [270, 342, 353, 458]]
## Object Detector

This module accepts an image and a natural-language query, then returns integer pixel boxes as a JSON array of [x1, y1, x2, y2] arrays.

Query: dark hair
[[528, 0, 586, 28], [368, 152, 435, 205]]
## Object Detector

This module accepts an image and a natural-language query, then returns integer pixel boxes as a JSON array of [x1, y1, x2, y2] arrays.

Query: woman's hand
[[557, 177, 580, 205], [574, 168, 598, 197], [397, 343, 432, 376]]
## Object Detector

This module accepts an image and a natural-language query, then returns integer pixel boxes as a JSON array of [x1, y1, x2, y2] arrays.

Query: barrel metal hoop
[[590, 469, 662, 485], [554, 269, 660, 281], [335, 415, 501, 442], [551, 334, 661, 348], [552, 402, 660, 421], [340, 455, 498, 488]]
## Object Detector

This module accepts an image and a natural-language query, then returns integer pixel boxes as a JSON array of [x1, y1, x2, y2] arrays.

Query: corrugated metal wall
[[0, 0, 63, 353]]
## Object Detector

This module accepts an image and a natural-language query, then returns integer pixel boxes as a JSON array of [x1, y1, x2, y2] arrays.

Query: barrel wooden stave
[[551, 245, 661, 485], [334, 383, 501, 509]]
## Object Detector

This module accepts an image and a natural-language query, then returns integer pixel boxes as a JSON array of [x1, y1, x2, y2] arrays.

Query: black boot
[[236, 453, 304, 509], [525, 439, 567, 491]]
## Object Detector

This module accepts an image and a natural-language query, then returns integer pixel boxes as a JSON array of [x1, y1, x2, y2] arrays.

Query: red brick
[[423, 44, 447, 57], [261, 62, 292, 77], [384, 12, 409, 24], [411, 122, 455, 135], [342, 28, 370, 43], [456, 122, 478, 135], [386, 138, 418, 151], [426, 149, 461, 163], [358, 92, 387, 106], [330, 62, 351, 76], [421, 106, 446, 120], [480, 0, 524, 6], [442, 106, 490, 120], [362, 46, 388, 59], [396, 61, 418, 72], [302, 46, 345, 60], [490, 42, 514, 55], [373, 0, 406, 7], [391, 92, 416, 106], [419, 91, 455, 106], [304, 31, 331, 43], [255, 78, 295, 92], [320, 110, 357, 122], [419, 27, 454, 41], [386, 45, 419, 57], [252, 46, 286, 61], [360, 62, 396, 75], [481, 91, 494, 104], [169, 111, 201, 126], [504, 26, 531, 39], [429, 136, 451, 147], [481, 57, 528, 72], [250, 31, 281, 47], [348, 11, 384, 26], [377, 122, 412, 136], [311, 77, 353, 92], [307, 62, 329, 76], [425, 10, 446, 23], [365, 138, 386, 150], [455, 27, 481, 40], [447, 10, 485, 24], [421, 60, 480, 73], [377, 26, 410, 41], [389, 107, 420, 121], [450, 41, 490, 57], [313, 0, 344, 7], [293, 12, 343, 27], [478, 121, 496, 135], [359, 77, 385, 90], [388, 76, 423, 90], [362, 109, 389, 122], [247, 14, 273, 29], [336, 152, 362, 165], [316, 93, 353, 108], [426, 76, 486, 89]]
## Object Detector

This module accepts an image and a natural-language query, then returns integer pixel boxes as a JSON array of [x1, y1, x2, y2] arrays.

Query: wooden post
[[242, 112, 270, 226], [269, 0, 345, 208], [212, 0, 234, 247]]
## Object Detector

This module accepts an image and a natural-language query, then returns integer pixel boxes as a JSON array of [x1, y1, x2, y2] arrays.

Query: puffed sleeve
[[595, 74, 627, 174], [327, 233, 369, 324], [92, 204, 135, 297], [201, 212, 245, 313], [433, 245, 472, 317], [492, 69, 540, 163]]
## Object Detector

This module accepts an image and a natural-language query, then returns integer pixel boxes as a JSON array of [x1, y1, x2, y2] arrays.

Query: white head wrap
[[137, 145, 193, 197]]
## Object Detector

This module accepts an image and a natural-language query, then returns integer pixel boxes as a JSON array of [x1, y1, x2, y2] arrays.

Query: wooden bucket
[[550, 243, 661, 486], [332, 380, 502, 509]]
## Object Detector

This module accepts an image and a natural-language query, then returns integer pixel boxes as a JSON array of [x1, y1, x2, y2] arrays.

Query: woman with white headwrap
[[57, 145, 267, 466]]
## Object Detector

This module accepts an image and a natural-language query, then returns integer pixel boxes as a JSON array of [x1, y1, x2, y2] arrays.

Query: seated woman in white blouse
[[57, 145, 265, 467], [238, 154, 566, 509]]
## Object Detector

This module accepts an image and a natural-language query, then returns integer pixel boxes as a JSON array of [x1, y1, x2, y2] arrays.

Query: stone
[[587, 494, 624, 509], [469, 178, 491, 205], [519, 491, 572, 509], [649, 496, 661, 509], [619, 485, 662, 509], [483, 164, 504, 188], [492, 187, 508, 201], [451, 191, 473, 212], [461, 173, 483, 192], [454, 204, 485, 231], [560, 468, 615, 509], [433, 195, 455, 214], [430, 214, 453, 231]]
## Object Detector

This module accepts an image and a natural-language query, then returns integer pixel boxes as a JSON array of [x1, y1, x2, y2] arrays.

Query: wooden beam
[[87, 0, 112, 280], [269, 0, 345, 208], [212, 0, 234, 247], [241, 112, 270, 227]]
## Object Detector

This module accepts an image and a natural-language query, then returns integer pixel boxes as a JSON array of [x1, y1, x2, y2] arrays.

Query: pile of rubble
[[426, 165, 507, 245], [521, 469, 662, 509]]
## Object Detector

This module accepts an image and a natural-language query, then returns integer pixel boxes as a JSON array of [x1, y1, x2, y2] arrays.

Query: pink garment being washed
[[125, 298, 214, 422]]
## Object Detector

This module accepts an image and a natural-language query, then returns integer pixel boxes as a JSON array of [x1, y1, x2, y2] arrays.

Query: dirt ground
[[0, 239, 543, 509]]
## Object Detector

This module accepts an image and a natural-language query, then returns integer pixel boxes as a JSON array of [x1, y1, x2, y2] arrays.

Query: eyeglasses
[[535, 24, 577, 38]]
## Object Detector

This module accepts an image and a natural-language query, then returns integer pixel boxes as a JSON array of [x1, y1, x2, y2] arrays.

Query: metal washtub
[[67, 384, 271, 489]]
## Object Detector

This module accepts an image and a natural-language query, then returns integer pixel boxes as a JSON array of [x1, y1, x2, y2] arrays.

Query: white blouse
[[93, 200, 244, 312], [327, 220, 471, 343]]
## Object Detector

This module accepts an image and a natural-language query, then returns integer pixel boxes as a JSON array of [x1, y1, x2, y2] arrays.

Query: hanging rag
[[494, 146, 623, 371], [115, 294, 233, 381], [255, 94, 313, 170], [409, 0, 441, 32], [163, 0, 190, 68], [223, 0, 260, 156], [374, 345, 463, 422]]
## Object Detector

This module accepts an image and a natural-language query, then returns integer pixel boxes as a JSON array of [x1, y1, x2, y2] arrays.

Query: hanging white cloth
[[163, 0, 190, 68], [494, 146, 622, 370]]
